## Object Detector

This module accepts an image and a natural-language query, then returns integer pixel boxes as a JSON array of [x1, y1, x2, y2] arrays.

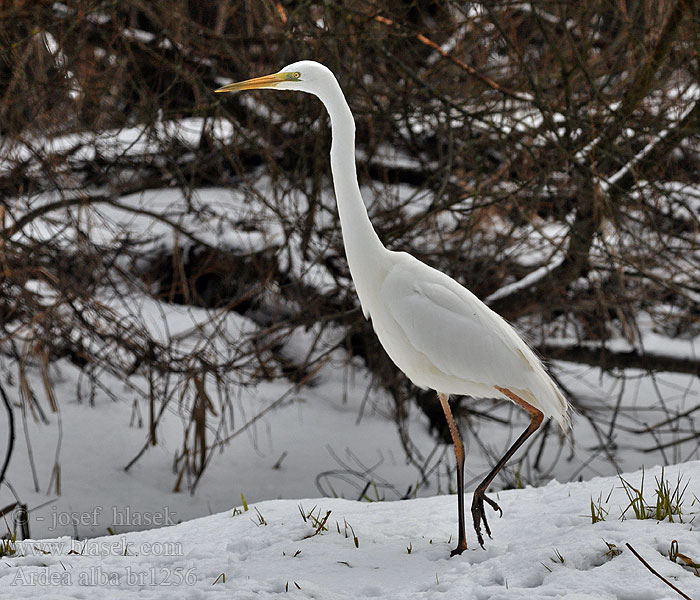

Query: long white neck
[[315, 79, 389, 317]]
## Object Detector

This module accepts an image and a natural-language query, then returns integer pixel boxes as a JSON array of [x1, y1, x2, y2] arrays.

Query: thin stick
[[0, 382, 15, 488], [625, 543, 692, 600], [372, 15, 522, 100], [188, 357, 328, 495]]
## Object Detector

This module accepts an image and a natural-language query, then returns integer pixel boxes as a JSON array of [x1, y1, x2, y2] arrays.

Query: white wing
[[379, 260, 523, 388], [374, 254, 569, 426]]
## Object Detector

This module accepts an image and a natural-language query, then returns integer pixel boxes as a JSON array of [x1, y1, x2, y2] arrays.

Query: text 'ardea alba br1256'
[[215, 60, 571, 557]]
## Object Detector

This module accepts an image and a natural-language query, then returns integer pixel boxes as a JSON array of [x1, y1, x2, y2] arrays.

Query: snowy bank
[[2, 461, 700, 599]]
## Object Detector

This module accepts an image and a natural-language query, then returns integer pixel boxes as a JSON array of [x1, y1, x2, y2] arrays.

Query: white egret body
[[216, 60, 570, 555]]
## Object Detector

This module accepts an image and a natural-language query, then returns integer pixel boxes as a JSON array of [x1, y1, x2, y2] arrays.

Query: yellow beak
[[214, 72, 286, 93]]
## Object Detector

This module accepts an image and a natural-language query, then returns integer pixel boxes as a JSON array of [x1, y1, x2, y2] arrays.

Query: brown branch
[[372, 14, 521, 100], [187, 356, 328, 495], [604, 99, 700, 195], [539, 344, 700, 377], [2, 190, 214, 249], [489, 97, 700, 321], [625, 543, 692, 600], [488, 182, 601, 320], [589, 0, 698, 166], [0, 381, 15, 489]]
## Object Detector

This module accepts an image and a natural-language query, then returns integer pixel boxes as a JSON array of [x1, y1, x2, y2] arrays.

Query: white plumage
[[372, 252, 570, 428], [216, 60, 571, 556]]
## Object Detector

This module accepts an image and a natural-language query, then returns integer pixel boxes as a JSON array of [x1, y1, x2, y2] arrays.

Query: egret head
[[214, 60, 335, 98]]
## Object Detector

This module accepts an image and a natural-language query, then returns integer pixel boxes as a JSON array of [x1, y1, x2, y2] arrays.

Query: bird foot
[[450, 540, 468, 557], [471, 489, 502, 549]]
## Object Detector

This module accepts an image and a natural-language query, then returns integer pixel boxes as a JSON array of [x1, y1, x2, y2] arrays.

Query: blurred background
[[1, 0, 699, 539]]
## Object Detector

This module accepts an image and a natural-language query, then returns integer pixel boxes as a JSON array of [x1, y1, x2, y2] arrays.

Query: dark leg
[[437, 392, 467, 556], [471, 386, 544, 549]]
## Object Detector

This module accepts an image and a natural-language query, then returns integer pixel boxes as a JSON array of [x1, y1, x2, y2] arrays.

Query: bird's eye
[[292, 71, 301, 79]]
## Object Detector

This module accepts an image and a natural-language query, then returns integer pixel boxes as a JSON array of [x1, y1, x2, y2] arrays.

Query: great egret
[[215, 60, 571, 556]]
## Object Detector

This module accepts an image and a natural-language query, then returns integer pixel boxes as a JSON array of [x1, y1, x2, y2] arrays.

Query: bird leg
[[471, 386, 544, 549], [437, 392, 468, 556]]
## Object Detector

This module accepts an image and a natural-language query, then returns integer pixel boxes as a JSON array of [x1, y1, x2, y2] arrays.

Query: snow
[[2, 461, 700, 598], [485, 251, 565, 304], [0, 118, 235, 174], [547, 324, 700, 363], [3, 344, 700, 599], [600, 97, 699, 194], [2, 285, 700, 546], [4, 130, 700, 597], [0, 349, 438, 539]]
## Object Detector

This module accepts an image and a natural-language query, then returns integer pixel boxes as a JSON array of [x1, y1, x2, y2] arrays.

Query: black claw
[[471, 490, 503, 549], [481, 506, 492, 537], [473, 518, 485, 549], [483, 494, 502, 517]]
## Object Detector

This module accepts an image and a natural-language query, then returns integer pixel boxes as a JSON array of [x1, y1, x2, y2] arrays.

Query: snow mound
[[2, 462, 700, 599]]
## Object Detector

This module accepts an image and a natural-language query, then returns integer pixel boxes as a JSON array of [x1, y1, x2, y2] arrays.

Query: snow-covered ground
[[0, 352, 439, 541], [2, 342, 699, 542], [3, 182, 700, 597], [2, 461, 699, 599]]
